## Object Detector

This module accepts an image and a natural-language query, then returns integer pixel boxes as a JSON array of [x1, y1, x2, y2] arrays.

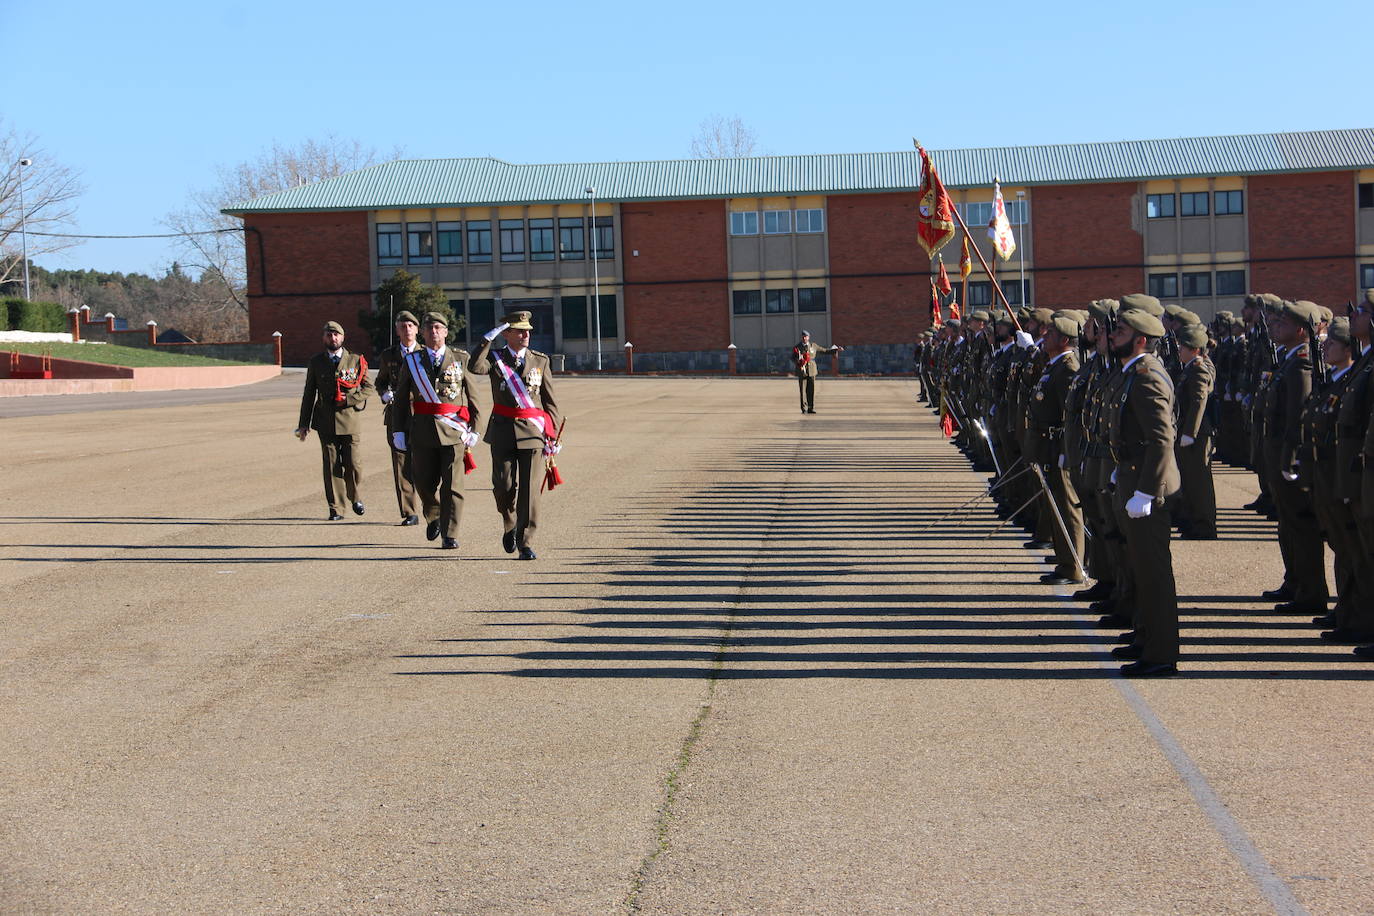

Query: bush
[[358, 269, 464, 354], [3, 298, 67, 333]]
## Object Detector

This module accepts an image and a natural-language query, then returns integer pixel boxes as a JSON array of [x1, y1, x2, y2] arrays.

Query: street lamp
[[585, 185, 601, 371], [17, 157, 32, 301], [1016, 190, 1027, 308]]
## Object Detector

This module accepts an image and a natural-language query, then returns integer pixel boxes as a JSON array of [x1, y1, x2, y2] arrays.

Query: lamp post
[[1016, 190, 1027, 307], [585, 186, 601, 371], [17, 157, 32, 301]]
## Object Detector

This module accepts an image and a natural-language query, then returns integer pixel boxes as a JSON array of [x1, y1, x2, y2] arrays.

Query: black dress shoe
[[1243, 497, 1265, 511], [1089, 599, 1117, 613], [1353, 645, 1374, 659], [352, 500, 365, 516], [502, 529, 517, 554], [1180, 532, 1217, 540], [518, 546, 537, 560], [1121, 661, 1178, 677], [426, 520, 441, 541], [1023, 540, 1052, 551], [1040, 574, 1086, 586], [1073, 581, 1113, 602], [1116, 631, 1137, 644], [1322, 628, 1374, 644], [400, 515, 420, 526], [1275, 600, 1327, 615], [1111, 644, 1143, 660], [1312, 613, 1337, 627], [806, 408, 817, 414], [1261, 585, 1295, 601], [328, 510, 344, 521], [440, 536, 458, 550], [1096, 614, 1131, 628]]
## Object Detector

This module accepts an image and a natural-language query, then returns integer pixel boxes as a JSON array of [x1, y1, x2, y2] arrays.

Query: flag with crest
[[915, 143, 957, 257], [988, 181, 1017, 261]]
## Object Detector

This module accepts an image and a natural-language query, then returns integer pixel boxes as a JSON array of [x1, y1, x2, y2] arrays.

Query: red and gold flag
[[915, 143, 957, 257], [936, 256, 952, 296], [959, 235, 972, 279], [929, 277, 941, 326], [949, 298, 962, 322]]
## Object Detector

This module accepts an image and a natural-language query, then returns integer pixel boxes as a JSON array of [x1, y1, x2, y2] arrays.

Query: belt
[[415, 402, 467, 419]]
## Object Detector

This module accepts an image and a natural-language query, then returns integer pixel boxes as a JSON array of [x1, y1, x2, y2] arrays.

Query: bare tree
[[165, 135, 402, 313], [0, 120, 84, 290], [689, 115, 759, 159]]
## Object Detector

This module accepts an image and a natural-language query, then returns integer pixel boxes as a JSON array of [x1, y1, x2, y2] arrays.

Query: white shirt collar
[[1123, 352, 1147, 372], [1330, 364, 1351, 382], [1047, 350, 1069, 365], [327, 348, 343, 359], [427, 345, 446, 362], [507, 345, 528, 361], [998, 340, 1015, 354]]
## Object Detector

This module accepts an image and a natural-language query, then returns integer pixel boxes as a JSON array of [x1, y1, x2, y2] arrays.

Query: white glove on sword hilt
[[483, 322, 511, 342], [1014, 330, 1034, 349], [391, 432, 407, 452], [543, 441, 562, 457], [1125, 491, 1154, 519]]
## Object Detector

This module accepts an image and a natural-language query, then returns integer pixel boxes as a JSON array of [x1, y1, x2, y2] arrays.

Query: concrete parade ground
[[2, 375, 1372, 915]]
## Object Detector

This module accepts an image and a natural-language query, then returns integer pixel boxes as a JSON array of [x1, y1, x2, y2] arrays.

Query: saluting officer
[[295, 320, 374, 521], [1173, 323, 1218, 540], [793, 330, 844, 414], [470, 310, 562, 560], [375, 310, 424, 526]]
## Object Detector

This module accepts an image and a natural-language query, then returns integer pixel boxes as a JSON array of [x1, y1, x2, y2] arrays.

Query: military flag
[[929, 277, 941, 326], [988, 181, 1017, 261], [959, 236, 972, 279], [915, 142, 957, 257], [949, 297, 962, 322], [936, 256, 952, 296]]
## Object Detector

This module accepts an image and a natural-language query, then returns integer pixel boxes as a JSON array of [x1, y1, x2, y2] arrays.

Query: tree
[[0, 120, 84, 292], [359, 269, 462, 353], [689, 115, 759, 159], [165, 135, 402, 315]]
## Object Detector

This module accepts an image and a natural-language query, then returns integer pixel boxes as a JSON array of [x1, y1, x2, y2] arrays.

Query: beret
[[393, 310, 419, 325], [322, 320, 344, 334], [944, 318, 961, 328], [1243, 293, 1262, 308], [1016, 305, 1034, 322], [1049, 311, 1082, 338], [1327, 317, 1353, 345], [1031, 307, 1055, 325], [1087, 298, 1120, 321], [1120, 293, 1164, 316], [1278, 300, 1314, 324], [1259, 293, 1285, 313], [1177, 325, 1209, 349], [1119, 308, 1166, 338], [969, 309, 991, 322], [1163, 303, 1186, 317], [1305, 303, 1333, 323], [1216, 310, 1235, 323], [1177, 309, 1202, 326], [422, 311, 449, 326]]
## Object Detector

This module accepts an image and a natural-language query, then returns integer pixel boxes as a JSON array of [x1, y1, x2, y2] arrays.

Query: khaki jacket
[[1108, 353, 1180, 499], [393, 346, 482, 449], [793, 341, 838, 378], [376, 342, 423, 435], [1174, 355, 1215, 441], [1263, 344, 1312, 472], [1024, 349, 1079, 465], [469, 339, 561, 450], [298, 349, 373, 436]]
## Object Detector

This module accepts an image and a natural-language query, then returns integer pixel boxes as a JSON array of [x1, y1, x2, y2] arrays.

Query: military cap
[[322, 320, 344, 334], [1177, 309, 1202, 326], [1216, 310, 1235, 324], [1327, 316, 1353, 346], [1030, 307, 1055, 325], [944, 318, 961, 328], [1120, 293, 1164, 316], [394, 310, 419, 325], [1303, 302, 1333, 324], [421, 311, 448, 327], [1087, 299, 1119, 321], [1365, 288, 1374, 307], [1177, 324, 1209, 349], [1278, 300, 1315, 324], [1119, 308, 1166, 338], [1049, 310, 1082, 338], [1243, 293, 1262, 309], [1258, 293, 1285, 313], [1163, 303, 1186, 318], [969, 309, 991, 323], [504, 309, 534, 330]]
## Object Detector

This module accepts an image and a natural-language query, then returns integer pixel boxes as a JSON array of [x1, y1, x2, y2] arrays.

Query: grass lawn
[[2, 341, 260, 368]]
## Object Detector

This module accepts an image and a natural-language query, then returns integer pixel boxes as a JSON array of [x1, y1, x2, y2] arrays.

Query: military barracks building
[[224, 128, 1374, 370]]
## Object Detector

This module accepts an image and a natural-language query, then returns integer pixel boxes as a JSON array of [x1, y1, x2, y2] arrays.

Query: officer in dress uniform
[[792, 330, 844, 414], [391, 312, 482, 551], [295, 320, 374, 520], [375, 310, 424, 526], [469, 310, 562, 560], [1173, 323, 1218, 539]]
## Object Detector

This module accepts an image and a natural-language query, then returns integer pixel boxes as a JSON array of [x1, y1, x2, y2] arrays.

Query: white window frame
[[795, 209, 825, 233], [763, 210, 791, 234], [730, 211, 759, 235]]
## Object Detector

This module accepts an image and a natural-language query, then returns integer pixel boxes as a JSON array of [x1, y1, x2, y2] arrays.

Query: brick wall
[[1032, 182, 1143, 305], [245, 212, 373, 365], [621, 199, 729, 352], [1248, 171, 1355, 304], [827, 192, 925, 343]]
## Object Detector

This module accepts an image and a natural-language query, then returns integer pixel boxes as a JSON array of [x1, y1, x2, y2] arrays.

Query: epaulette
[[528, 349, 549, 360]]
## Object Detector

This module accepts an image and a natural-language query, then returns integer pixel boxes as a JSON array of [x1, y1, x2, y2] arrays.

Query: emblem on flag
[[959, 236, 972, 279], [988, 181, 1017, 261], [914, 142, 956, 257]]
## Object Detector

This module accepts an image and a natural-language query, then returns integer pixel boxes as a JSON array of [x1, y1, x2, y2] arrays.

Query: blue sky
[[5, 0, 1364, 276]]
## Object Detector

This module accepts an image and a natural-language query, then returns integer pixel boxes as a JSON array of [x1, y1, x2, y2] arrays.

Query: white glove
[[1126, 491, 1154, 519], [461, 428, 480, 448], [1180, 434, 1195, 447], [391, 432, 407, 452], [380, 390, 393, 405], [543, 441, 562, 457], [1057, 453, 1067, 469], [1110, 469, 1118, 485], [1282, 469, 1299, 482], [483, 322, 511, 342], [1014, 331, 1034, 349]]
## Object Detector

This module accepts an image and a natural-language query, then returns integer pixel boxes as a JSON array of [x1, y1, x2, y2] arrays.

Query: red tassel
[[550, 465, 564, 486], [941, 412, 955, 437], [463, 449, 477, 474]]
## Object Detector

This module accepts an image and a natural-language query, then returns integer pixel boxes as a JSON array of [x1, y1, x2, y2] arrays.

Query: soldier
[[1013, 308, 1054, 548], [1261, 300, 1328, 614], [1025, 310, 1084, 585], [792, 330, 844, 414], [1214, 312, 1249, 465], [391, 312, 481, 551], [987, 311, 1019, 516], [1346, 292, 1374, 660], [375, 310, 424, 526], [470, 310, 563, 560], [1106, 307, 1182, 676], [1173, 323, 1217, 539], [961, 309, 994, 469], [1067, 300, 1118, 604], [295, 320, 374, 521], [1243, 294, 1282, 519]]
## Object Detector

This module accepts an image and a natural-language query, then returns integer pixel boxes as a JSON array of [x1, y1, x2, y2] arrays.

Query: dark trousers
[[1042, 463, 1084, 578], [318, 433, 361, 510], [1313, 468, 1370, 631], [412, 444, 464, 538], [491, 446, 541, 547], [798, 375, 816, 410], [1117, 495, 1180, 664], [389, 442, 422, 520], [1264, 442, 1328, 603], [1174, 436, 1217, 537]]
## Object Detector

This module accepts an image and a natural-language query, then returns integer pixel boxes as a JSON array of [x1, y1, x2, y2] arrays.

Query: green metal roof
[[222, 128, 1374, 215]]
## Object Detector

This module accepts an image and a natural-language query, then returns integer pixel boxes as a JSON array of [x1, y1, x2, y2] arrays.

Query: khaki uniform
[[469, 339, 561, 548], [376, 342, 424, 521], [1026, 349, 1084, 579], [1173, 355, 1217, 538], [793, 340, 839, 412], [298, 349, 374, 511], [1263, 343, 1327, 605], [393, 346, 482, 540]]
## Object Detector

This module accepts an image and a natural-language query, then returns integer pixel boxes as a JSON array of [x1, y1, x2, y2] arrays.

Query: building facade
[[224, 129, 1374, 368]]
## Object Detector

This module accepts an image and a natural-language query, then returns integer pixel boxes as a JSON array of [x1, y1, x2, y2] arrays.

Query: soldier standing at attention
[[470, 310, 562, 560], [1106, 307, 1182, 677], [295, 321, 374, 521], [375, 310, 424, 526], [391, 312, 482, 551], [1173, 323, 1218, 539], [1026, 310, 1084, 585], [792, 330, 843, 414]]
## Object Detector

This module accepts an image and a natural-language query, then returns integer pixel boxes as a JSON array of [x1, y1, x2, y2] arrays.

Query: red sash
[[415, 403, 470, 421], [493, 404, 551, 430]]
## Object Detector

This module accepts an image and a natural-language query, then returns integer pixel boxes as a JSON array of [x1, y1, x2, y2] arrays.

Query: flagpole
[[948, 204, 1021, 331]]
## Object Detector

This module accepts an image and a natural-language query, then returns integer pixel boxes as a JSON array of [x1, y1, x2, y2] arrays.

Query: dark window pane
[[797, 288, 827, 312], [468, 299, 495, 338], [1216, 270, 1246, 295], [1182, 272, 1211, 297], [592, 217, 613, 260], [1148, 273, 1178, 298], [529, 218, 555, 261], [732, 290, 761, 314], [1147, 194, 1175, 219], [377, 222, 402, 265], [1215, 190, 1244, 215], [561, 296, 588, 340], [500, 219, 525, 262], [596, 294, 618, 337], [559, 217, 584, 260], [407, 225, 433, 263], [466, 221, 492, 263], [765, 289, 793, 313], [966, 281, 991, 307], [1359, 184, 1374, 209], [437, 221, 462, 263], [1180, 192, 1208, 217], [1361, 264, 1374, 288]]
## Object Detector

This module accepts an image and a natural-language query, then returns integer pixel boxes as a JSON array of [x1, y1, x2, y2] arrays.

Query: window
[[796, 209, 825, 233], [559, 217, 584, 260], [592, 216, 614, 260], [765, 289, 793, 313], [1148, 273, 1179, 298], [467, 299, 495, 341], [797, 288, 827, 312], [595, 294, 618, 337], [730, 211, 758, 235], [376, 222, 402, 265], [466, 221, 492, 263], [500, 220, 525, 262], [561, 295, 588, 339], [763, 210, 791, 234], [1004, 198, 1028, 226], [1362, 264, 1374, 289], [448, 299, 466, 342], [1216, 269, 1246, 295], [1146, 194, 1175, 219], [1180, 192, 1208, 217], [1215, 190, 1244, 215], [437, 222, 462, 263], [966, 281, 992, 307], [529, 219, 555, 261], [1003, 278, 1031, 306], [732, 289, 761, 314], [960, 201, 993, 227], [1182, 272, 1211, 297], [1359, 184, 1374, 209], [406, 223, 433, 263]]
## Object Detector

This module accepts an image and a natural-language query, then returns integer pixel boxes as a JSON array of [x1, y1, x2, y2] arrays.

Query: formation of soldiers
[[296, 309, 562, 559], [918, 289, 1374, 673]]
